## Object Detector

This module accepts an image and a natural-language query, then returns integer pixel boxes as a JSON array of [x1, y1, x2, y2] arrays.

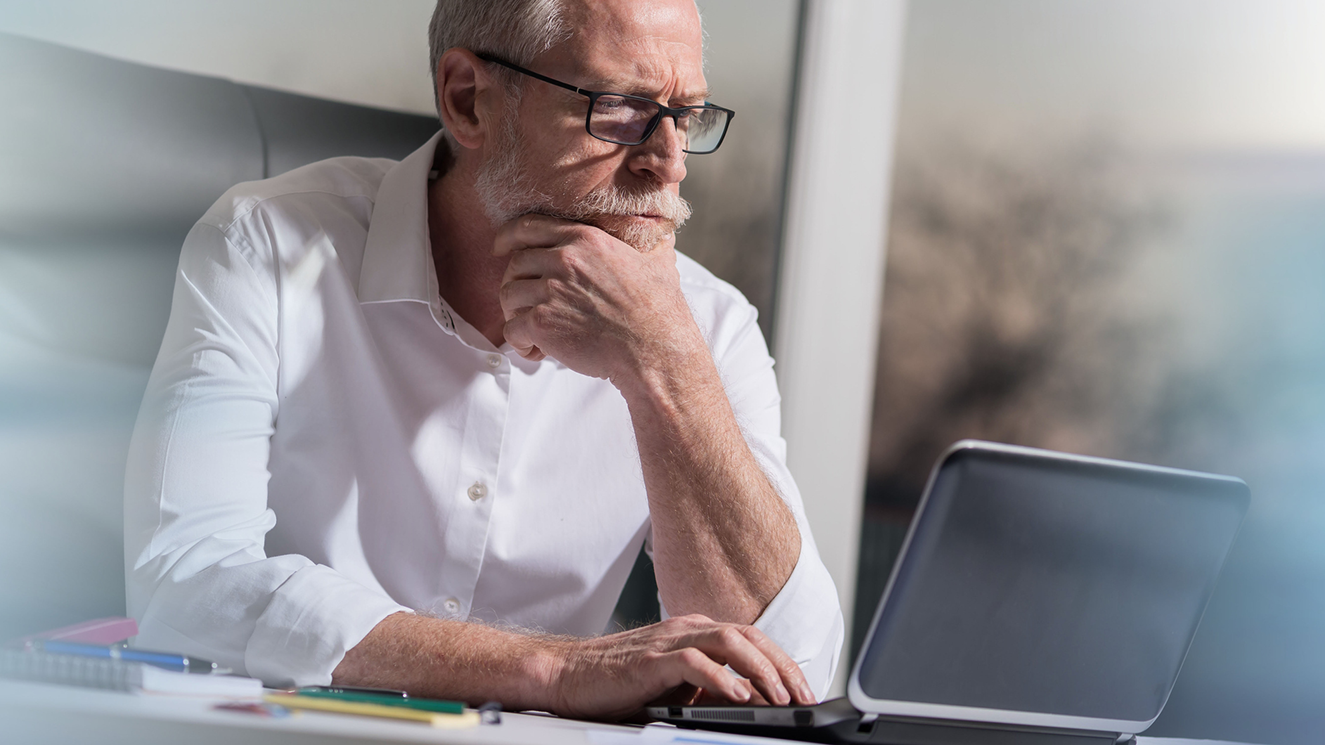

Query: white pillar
[[774, 0, 907, 697]]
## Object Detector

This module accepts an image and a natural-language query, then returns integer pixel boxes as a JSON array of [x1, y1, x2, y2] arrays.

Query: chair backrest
[[0, 32, 439, 639]]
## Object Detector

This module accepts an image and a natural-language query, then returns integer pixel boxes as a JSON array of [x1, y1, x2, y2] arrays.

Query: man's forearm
[[333, 612, 559, 709], [487, 216, 802, 626], [335, 610, 818, 718], [617, 340, 802, 624]]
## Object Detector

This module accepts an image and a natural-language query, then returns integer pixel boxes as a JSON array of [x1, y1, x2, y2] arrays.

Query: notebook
[[0, 648, 261, 698]]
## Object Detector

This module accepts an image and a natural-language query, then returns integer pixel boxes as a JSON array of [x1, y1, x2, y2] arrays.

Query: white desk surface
[[0, 679, 1260, 745]]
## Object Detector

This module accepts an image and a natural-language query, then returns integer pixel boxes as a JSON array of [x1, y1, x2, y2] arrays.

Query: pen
[[299, 685, 407, 698], [294, 687, 465, 714], [264, 693, 479, 728], [36, 640, 226, 674]]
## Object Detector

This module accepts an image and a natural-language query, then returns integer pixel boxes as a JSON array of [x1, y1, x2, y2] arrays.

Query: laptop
[[650, 440, 1249, 745]]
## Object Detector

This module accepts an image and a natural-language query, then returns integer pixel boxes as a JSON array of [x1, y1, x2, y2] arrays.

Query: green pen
[[294, 686, 466, 714]]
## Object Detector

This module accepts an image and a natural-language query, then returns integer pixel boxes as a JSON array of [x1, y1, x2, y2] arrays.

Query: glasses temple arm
[[474, 53, 591, 97]]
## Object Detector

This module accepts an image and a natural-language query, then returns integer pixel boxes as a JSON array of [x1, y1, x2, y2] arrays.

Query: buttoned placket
[[427, 296, 510, 621]]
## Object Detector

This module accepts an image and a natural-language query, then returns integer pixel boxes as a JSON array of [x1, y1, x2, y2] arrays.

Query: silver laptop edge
[[844, 439, 1248, 736]]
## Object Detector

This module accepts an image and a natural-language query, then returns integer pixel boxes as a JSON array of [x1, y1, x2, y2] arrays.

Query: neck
[[427, 149, 510, 350]]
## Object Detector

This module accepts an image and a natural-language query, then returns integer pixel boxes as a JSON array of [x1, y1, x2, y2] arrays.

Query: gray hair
[[427, 0, 573, 119]]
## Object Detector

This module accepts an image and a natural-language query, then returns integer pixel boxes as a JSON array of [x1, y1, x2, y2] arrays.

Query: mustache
[[552, 185, 692, 228]]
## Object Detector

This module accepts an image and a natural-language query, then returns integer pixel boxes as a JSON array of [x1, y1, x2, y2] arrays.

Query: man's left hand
[[493, 214, 703, 384]]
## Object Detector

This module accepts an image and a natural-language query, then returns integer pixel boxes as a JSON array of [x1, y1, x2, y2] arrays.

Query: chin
[[591, 214, 675, 252]]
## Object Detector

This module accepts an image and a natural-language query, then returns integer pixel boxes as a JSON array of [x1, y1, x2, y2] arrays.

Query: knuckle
[[717, 627, 744, 648], [742, 626, 770, 644], [640, 649, 668, 668], [557, 248, 586, 276], [529, 304, 555, 327], [664, 615, 688, 628], [676, 647, 707, 667], [503, 318, 526, 341]]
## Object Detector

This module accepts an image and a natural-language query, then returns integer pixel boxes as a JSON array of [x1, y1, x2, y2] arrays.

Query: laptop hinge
[[1113, 735, 1136, 745], [858, 712, 879, 725]]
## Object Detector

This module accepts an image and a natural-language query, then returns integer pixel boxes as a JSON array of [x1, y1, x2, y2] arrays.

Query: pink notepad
[[14, 617, 139, 647]]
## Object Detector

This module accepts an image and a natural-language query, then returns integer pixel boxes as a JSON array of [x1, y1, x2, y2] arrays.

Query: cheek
[[549, 141, 628, 190], [551, 136, 618, 169]]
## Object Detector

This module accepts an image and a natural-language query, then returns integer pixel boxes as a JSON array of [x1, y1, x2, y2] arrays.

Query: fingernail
[[776, 682, 789, 704], [802, 684, 815, 702], [736, 686, 751, 702]]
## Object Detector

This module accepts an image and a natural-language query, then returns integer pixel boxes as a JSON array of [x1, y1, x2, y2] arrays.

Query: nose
[[628, 115, 687, 185]]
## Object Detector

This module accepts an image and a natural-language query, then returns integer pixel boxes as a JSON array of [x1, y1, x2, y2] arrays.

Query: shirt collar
[[359, 130, 444, 308], [359, 130, 512, 351]]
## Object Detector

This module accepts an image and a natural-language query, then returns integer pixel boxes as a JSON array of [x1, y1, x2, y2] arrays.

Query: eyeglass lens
[[589, 96, 728, 154]]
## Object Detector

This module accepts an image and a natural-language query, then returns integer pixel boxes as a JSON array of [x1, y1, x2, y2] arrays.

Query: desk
[[0, 679, 1258, 745]]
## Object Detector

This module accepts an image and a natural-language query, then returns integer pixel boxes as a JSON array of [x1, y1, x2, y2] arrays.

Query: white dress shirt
[[124, 131, 844, 695]]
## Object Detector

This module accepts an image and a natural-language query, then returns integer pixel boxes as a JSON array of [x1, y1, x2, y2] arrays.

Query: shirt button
[[486, 354, 502, 369], [443, 597, 461, 614], [467, 482, 488, 501]]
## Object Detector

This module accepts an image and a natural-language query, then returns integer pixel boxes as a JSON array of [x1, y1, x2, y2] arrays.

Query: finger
[[493, 213, 585, 257], [740, 627, 815, 705], [648, 683, 702, 707], [691, 688, 722, 706], [498, 278, 549, 321], [503, 310, 543, 360], [691, 627, 790, 706], [700, 679, 768, 706], [501, 246, 562, 283], [652, 230, 677, 255], [661, 648, 750, 704], [739, 679, 770, 706]]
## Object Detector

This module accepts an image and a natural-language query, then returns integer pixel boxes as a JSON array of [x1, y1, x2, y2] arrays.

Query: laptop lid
[[847, 440, 1249, 735]]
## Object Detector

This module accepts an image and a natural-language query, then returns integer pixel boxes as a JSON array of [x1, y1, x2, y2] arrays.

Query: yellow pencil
[[263, 693, 481, 729]]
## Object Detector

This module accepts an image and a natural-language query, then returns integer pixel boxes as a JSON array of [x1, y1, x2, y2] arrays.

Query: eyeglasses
[[475, 53, 735, 155]]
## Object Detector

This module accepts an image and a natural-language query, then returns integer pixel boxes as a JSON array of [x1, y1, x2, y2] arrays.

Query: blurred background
[[0, 0, 798, 334], [859, 2, 1325, 743], [3, 1, 1325, 744]]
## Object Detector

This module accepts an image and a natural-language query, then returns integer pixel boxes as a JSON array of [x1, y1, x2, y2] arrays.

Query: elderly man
[[124, 0, 842, 719]]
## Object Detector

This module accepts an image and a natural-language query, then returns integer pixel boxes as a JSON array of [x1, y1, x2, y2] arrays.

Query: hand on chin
[[492, 213, 695, 384]]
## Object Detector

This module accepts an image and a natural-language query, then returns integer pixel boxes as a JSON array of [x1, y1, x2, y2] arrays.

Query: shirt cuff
[[752, 533, 845, 700], [244, 564, 411, 687]]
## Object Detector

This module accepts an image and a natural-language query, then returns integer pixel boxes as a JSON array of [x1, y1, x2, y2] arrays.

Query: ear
[[436, 48, 501, 151]]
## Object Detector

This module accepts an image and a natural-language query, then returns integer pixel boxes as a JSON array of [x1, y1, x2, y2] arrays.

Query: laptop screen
[[854, 445, 1247, 724]]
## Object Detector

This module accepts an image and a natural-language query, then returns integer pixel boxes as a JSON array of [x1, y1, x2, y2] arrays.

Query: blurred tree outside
[[859, 130, 1325, 745], [855, 131, 1175, 654]]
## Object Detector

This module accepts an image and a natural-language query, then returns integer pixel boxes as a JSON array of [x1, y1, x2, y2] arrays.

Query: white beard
[[474, 107, 693, 252]]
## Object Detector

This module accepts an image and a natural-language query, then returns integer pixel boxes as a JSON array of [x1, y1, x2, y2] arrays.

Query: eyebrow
[[584, 76, 712, 104], [479, 54, 715, 106]]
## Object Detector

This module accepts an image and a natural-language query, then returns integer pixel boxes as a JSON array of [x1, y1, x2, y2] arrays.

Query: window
[[861, 2, 1325, 741]]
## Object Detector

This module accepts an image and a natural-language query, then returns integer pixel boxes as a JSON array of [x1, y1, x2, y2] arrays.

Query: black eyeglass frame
[[475, 52, 735, 154]]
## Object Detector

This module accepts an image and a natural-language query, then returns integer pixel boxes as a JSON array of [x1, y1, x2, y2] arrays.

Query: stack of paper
[[0, 649, 261, 698]]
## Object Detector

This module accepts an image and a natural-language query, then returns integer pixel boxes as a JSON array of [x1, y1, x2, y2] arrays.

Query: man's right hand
[[334, 611, 815, 722], [536, 614, 817, 721]]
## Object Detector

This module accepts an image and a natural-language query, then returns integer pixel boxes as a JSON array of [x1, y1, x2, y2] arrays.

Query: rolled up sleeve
[[672, 273, 846, 699], [124, 219, 407, 687], [744, 401, 845, 701]]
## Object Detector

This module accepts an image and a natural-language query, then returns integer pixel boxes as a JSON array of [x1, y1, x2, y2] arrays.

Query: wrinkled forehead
[[548, 0, 706, 96]]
